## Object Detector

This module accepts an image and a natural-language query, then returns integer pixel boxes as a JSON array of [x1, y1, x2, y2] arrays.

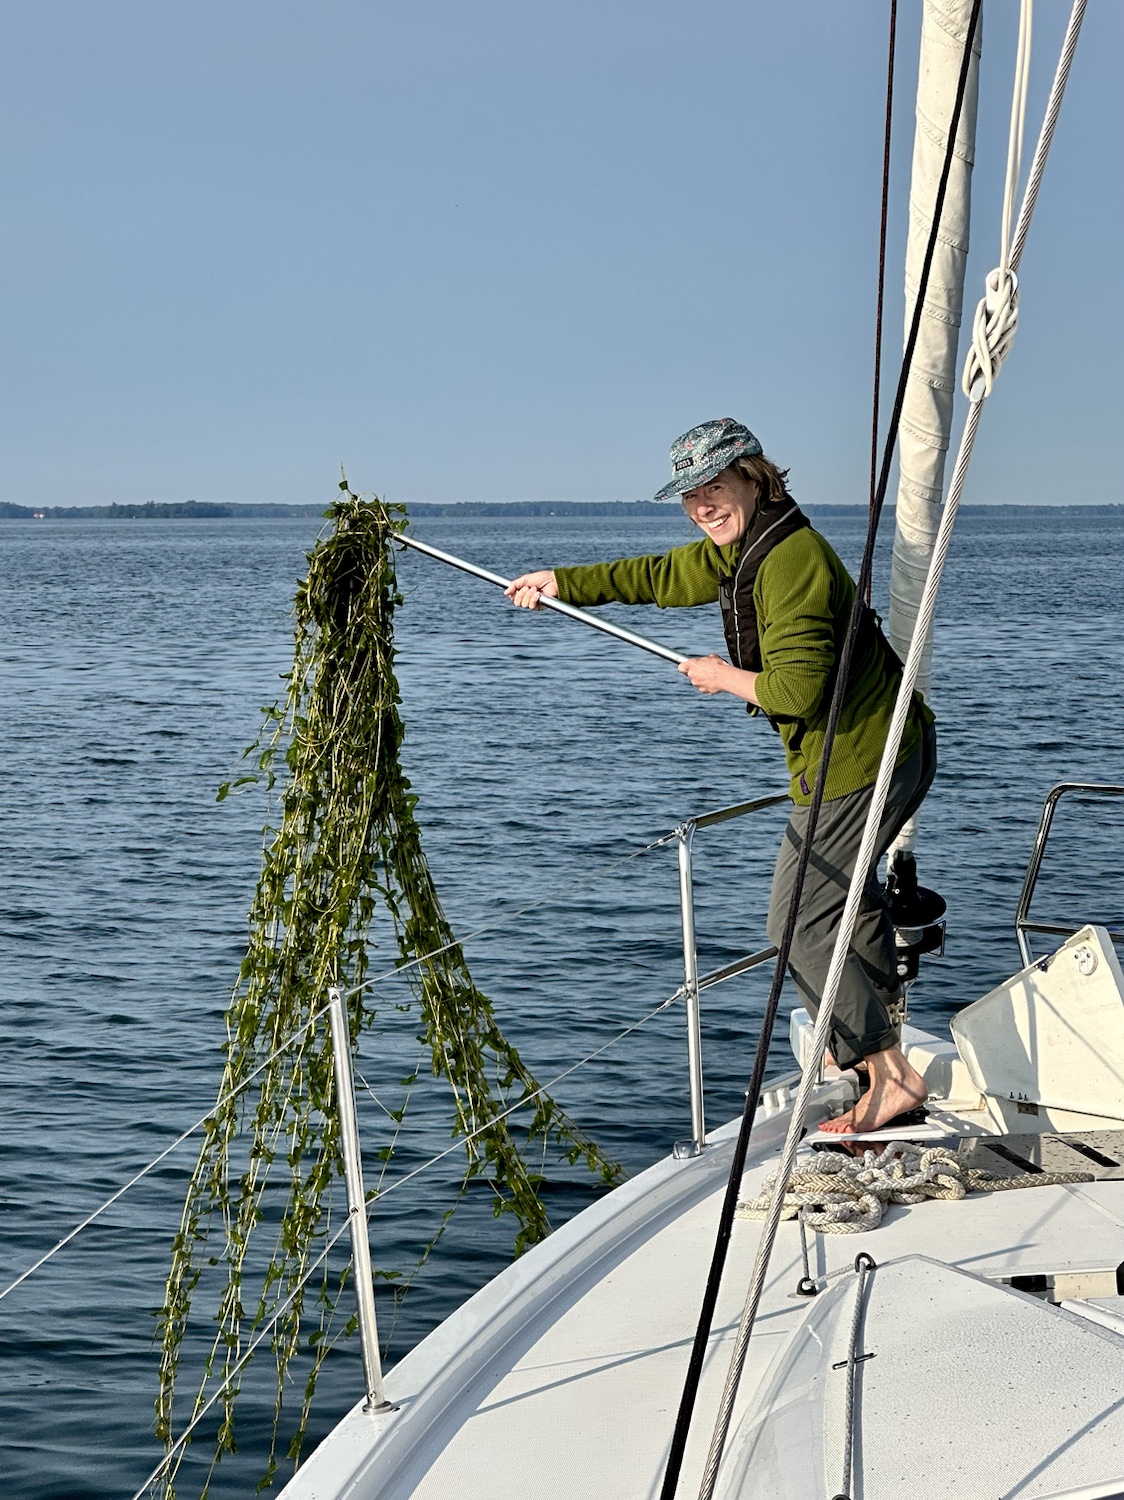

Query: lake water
[[0, 507, 1121, 1498]]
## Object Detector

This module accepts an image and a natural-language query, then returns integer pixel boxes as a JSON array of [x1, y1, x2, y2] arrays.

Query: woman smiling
[[507, 418, 937, 1134]]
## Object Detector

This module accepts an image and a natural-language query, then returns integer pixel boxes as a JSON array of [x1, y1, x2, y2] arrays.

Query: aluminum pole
[[397, 532, 688, 666], [674, 824, 707, 1158], [327, 984, 392, 1414]]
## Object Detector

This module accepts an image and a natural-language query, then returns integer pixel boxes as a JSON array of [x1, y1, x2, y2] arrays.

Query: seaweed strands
[[156, 483, 620, 1496]]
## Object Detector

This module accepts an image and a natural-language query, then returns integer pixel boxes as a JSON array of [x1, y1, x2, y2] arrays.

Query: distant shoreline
[[0, 498, 1119, 521]]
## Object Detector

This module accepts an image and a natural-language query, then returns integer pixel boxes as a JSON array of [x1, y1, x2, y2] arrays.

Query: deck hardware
[[884, 848, 947, 984], [1074, 944, 1098, 976], [676, 823, 707, 1156], [1060, 1138, 1119, 1169], [832, 1352, 876, 1371], [985, 1141, 1044, 1174], [793, 1209, 819, 1295], [1008, 1274, 1050, 1298]]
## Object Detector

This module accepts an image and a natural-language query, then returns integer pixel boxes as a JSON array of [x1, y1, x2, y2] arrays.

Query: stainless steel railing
[[327, 985, 394, 1415], [326, 790, 790, 1399], [670, 793, 788, 1159], [1015, 781, 1124, 966]]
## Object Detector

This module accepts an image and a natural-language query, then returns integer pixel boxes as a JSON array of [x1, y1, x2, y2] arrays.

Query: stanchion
[[327, 984, 394, 1414]]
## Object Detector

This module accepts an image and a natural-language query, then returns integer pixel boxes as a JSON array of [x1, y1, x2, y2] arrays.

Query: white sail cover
[[888, 0, 981, 848]]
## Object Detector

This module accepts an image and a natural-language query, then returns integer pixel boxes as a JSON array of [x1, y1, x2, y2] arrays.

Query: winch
[[884, 849, 946, 984]]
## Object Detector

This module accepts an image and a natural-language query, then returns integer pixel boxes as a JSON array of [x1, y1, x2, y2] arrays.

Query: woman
[[506, 417, 937, 1134]]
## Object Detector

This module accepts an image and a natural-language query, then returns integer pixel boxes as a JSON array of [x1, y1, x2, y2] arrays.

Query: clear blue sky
[[1, 2, 1120, 506]]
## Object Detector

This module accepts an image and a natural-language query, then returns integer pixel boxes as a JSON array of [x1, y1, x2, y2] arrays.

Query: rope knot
[[962, 266, 1020, 402]]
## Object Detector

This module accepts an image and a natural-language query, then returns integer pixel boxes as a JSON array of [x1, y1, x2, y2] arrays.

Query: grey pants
[[765, 720, 937, 1069]]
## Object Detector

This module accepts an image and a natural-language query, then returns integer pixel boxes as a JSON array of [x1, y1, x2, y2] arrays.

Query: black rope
[[865, 0, 898, 606], [656, 5, 981, 1495]]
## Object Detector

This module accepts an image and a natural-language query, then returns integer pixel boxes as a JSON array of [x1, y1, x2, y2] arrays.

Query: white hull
[[282, 928, 1124, 1500]]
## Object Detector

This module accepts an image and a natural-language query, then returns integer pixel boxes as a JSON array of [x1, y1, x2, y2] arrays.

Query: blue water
[[0, 508, 1120, 1498]]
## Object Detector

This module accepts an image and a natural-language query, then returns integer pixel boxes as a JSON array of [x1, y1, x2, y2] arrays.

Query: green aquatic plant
[[156, 483, 619, 1496]]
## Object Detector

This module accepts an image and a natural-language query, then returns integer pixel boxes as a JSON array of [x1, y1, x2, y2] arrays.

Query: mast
[[887, 0, 981, 849]]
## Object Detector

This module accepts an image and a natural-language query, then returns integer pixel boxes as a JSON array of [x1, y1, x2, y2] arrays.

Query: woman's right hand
[[505, 570, 558, 609]]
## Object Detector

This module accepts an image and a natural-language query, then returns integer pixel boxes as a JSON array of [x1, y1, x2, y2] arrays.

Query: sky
[[1, 1, 1120, 508]]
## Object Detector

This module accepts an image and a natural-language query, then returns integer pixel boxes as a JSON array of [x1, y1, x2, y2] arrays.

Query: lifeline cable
[[135, 986, 687, 1498], [1, 824, 683, 1301], [656, 5, 983, 1494]]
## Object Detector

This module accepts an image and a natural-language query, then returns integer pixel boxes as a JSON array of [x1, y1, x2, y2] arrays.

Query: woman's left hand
[[678, 655, 734, 695]]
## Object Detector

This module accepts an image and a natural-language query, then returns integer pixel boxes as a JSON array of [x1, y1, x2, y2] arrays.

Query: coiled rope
[[693, 5, 1088, 1496], [736, 1142, 1094, 1235]]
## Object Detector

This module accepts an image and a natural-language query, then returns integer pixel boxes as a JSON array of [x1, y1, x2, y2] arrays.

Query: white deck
[[281, 1099, 1124, 1498], [283, 929, 1124, 1499]]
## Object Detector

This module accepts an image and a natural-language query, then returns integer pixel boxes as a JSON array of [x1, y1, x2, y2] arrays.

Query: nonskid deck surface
[[281, 1079, 1124, 1500]]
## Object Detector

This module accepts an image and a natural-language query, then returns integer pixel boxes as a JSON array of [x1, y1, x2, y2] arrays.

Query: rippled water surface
[[0, 508, 1121, 1498]]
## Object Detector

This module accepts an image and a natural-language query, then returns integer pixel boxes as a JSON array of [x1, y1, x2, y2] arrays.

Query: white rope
[[697, 6, 1088, 1490], [738, 1145, 966, 1234], [736, 1143, 1092, 1235], [1009, 0, 1088, 272], [962, 0, 1033, 400]]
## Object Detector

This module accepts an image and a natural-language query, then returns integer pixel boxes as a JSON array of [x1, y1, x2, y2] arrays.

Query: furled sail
[[888, 0, 981, 848]]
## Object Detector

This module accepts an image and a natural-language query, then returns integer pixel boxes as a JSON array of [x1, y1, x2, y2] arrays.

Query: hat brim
[[653, 440, 763, 502]]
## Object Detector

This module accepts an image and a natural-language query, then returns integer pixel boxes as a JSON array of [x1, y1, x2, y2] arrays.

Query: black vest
[[719, 503, 904, 725], [718, 500, 810, 673]]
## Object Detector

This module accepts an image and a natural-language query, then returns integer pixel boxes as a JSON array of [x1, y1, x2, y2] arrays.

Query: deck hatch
[[957, 1129, 1124, 1181]]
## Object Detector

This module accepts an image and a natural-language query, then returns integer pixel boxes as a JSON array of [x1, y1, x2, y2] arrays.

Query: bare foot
[[818, 1045, 926, 1133]]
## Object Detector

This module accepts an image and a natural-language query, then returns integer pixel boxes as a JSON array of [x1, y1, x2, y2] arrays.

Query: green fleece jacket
[[554, 529, 933, 804]]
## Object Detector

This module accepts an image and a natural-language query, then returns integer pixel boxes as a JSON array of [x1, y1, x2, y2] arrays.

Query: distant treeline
[[0, 500, 326, 520], [406, 501, 1124, 518], [1, 498, 1119, 521]]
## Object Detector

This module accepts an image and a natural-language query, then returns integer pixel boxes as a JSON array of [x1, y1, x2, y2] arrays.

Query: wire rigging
[[657, 5, 985, 1495], [694, 4, 1088, 1496], [0, 821, 688, 1304]]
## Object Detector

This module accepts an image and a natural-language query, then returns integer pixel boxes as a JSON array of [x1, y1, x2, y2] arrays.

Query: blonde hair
[[731, 454, 793, 505]]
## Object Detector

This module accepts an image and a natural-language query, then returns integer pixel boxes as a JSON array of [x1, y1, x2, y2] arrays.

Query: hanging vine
[[156, 482, 620, 1496]]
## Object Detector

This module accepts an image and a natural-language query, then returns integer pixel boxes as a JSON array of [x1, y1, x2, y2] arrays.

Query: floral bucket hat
[[653, 417, 763, 502]]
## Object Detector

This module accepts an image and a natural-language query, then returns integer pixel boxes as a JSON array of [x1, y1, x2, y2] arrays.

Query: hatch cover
[[958, 1129, 1124, 1180]]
